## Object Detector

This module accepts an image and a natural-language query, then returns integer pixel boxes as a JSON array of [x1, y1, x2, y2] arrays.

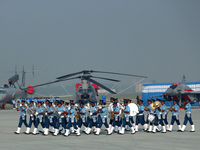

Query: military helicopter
[[151, 75, 200, 105], [26, 70, 147, 104], [0, 66, 36, 109]]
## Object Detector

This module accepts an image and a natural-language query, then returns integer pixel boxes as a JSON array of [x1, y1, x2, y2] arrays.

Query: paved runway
[[0, 109, 200, 150]]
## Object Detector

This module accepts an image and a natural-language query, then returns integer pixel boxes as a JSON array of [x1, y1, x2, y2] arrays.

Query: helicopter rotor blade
[[56, 71, 84, 80], [91, 76, 120, 82], [91, 70, 147, 78], [88, 78, 117, 94], [23, 76, 80, 90]]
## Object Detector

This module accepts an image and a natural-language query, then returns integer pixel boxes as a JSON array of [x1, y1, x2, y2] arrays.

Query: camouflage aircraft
[[151, 75, 200, 105]]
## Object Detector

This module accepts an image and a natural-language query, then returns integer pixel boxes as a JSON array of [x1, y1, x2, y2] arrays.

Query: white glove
[[90, 112, 93, 116], [20, 104, 22, 107], [25, 103, 28, 107], [45, 112, 47, 115], [58, 112, 62, 115], [35, 112, 38, 115], [156, 104, 159, 107]]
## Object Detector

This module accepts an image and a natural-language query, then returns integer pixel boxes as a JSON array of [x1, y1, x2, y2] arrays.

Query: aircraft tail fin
[[182, 75, 186, 85]]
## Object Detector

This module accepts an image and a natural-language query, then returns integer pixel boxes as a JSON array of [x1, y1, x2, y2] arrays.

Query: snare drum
[[148, 114, 155, 123]]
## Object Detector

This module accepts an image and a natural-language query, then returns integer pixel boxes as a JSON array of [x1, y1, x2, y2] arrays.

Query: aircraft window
[[79, 88, 83, 93], [0, 90, 6, 94], [171, 83, 180, 90]]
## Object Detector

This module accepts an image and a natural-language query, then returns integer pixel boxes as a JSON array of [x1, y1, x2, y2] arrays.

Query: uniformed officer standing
[[119, 100, 135, 134], [153, 100, 166, 133], [86, 102, 98, 134], [144, 99, 151, 131], [77, 102, 88, 135], [95, 101, 110, 135], [32, 101, 45, 135], [160, 100, 169, 131], [43, 102, 54, 136], [64, 103, 80, 136], [108, 97, 114, 131], [15, 100, 28, 134], [108, 102, 120, 135], [24, 101, 36, 134], [168, 100, 181, 132], [181, 99, 195, 132], [135, 100, 146, 132], [54, 102, 66, 136]]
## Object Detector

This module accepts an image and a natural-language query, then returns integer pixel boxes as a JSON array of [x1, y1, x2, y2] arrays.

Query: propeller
[[91, 70, 147, 78], [56, 71, 84, 79], [23, 76, 81, 90], [90, 76, 120, 82], [88, 78, 117, 94], [57, 70, 147, 80]]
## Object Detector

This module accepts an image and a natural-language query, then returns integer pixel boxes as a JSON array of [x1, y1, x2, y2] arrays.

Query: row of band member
[[14, 98, 195, 136]]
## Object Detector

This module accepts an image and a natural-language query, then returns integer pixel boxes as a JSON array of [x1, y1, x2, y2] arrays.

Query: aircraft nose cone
[[165, 88, 174, 95]]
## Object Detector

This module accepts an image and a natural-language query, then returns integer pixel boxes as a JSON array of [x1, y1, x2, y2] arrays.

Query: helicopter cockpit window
[[79, 88, 83, 93], [171, 83, 180, 90], [0, 90, 6, 94], [87, 87, 91, 92]]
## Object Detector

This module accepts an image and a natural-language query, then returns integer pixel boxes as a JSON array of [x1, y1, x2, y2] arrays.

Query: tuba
[[150, 101, 161, 110]]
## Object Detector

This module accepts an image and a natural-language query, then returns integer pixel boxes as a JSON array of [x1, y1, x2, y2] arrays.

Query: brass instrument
[[110, 105, 114, 120], [42, 103, 48, 118], [150, 101, 161, 110], [75, 106, 80, 120], [25, 103, 36, 115], [120, 104, 124, 119], [52, 103, 60, 119]]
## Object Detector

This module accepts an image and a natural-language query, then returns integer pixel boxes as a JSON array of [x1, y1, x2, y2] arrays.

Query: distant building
[[142, 82, 200, 106]]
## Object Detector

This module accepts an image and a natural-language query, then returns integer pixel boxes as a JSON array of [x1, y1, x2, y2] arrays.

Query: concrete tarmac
[[0, 109, 200, 150]]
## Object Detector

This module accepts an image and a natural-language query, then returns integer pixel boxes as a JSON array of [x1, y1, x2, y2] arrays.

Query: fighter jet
[[151, 75, 200, 105]]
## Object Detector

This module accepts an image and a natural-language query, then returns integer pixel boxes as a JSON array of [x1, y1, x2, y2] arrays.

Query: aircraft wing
[[181, 91, 200, 95], [150, 94, 163, 98]]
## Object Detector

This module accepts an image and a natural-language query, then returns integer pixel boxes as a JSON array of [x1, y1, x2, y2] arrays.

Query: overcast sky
[[0, 0, 200, 88]]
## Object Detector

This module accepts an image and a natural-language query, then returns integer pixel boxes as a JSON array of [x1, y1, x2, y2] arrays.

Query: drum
[[129, 103, 139, 117], [148, 114, 155, 123]]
